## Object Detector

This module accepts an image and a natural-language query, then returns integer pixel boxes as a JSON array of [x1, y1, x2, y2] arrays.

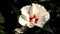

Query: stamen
[[29, 15, 39, 24]]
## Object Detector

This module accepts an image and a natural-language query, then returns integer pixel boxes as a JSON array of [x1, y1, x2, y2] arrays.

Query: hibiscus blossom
[[18, 3, 50, 28]]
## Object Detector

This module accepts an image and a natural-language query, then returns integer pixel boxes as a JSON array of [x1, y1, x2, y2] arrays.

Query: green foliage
[[0, 26, 4, 30], [49, 3, 55, 9], [12, 6, 20, 18], [37, 0, 50, 2], [42, 22, 53, 33], [0, 13, 5, 34], [0, 26, 5, 34], [0, 12, 4, 23], [39, 0, 46, 2], [56, 7, 60, 13]]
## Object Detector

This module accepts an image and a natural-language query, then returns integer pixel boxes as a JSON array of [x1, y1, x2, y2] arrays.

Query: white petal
[[29, 3, 48, 18], [36, 12, 50, 28], [18, 15, 29, 26], [21, 5, 31, 13], [29, 3, 39, 16], [27, 23, 34, 28], [43, 12, 50, 21], [36, 22, 45, 28], [21, 5, 31, 21], [21, 10, 29, 21], [18, 15, 34, 28]]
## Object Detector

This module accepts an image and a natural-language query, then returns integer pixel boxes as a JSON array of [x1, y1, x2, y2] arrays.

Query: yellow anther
[[31, 18, 35, 23]]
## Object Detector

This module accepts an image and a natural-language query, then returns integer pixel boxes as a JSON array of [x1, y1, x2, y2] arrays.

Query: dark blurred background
[[0, 0, 60, 34]]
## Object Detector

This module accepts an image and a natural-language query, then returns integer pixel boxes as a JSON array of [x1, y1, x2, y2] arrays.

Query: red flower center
[[29, 15, 39, 24]]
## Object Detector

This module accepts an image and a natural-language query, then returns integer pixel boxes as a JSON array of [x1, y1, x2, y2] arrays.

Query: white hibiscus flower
[[18, 3, 50, 28]]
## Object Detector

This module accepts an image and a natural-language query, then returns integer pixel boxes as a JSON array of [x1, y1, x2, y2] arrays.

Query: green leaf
[[12, 6, 20, 17], [0, 12, 4, 23], [38, 0, 51, 2], [0, 30, 5, 34], [42, 22, 53, 33], [49, 3, 55, 9], [0, 26, 4, 30], [0, 26, 5, 34], [56, 7, 60, 13], [39, 0, 45, 2]]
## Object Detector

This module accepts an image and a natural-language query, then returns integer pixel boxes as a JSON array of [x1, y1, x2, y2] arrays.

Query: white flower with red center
[[18, 3, 50, 28]]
